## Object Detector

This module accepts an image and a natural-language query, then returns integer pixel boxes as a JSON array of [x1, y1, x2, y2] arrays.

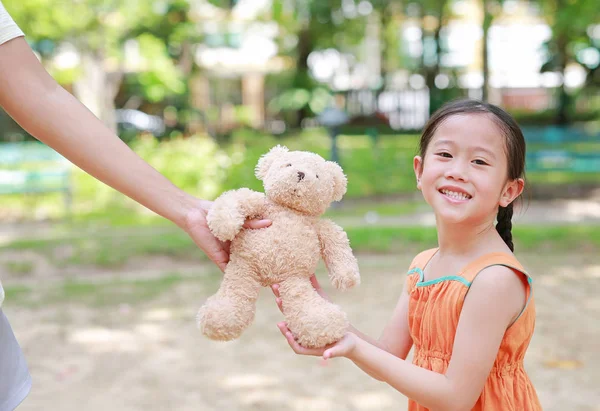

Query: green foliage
[[134, 34, 186, 102], [2, 129, 599, 221]]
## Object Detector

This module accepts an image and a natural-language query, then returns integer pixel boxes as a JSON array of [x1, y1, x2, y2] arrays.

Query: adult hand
[[184, 198, 271, 272]]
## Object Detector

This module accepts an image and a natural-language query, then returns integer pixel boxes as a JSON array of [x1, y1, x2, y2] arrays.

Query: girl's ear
[[500, 178, 524, 207], [413, 156, 423, 190]]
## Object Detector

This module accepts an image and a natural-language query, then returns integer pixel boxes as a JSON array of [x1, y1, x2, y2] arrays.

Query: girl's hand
[[271, 275, 330, 312], [276, 322, 358, 360]]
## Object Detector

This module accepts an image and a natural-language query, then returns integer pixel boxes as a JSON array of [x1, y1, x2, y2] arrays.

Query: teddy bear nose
[[297, 171, 305, 181]]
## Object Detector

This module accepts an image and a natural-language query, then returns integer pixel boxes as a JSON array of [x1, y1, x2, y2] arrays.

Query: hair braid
[[496, 204, 514, 251]]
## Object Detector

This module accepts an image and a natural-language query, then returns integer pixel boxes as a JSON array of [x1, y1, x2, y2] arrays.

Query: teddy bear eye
[[286, 163, 292, 167], [316, 174, 319, 179]]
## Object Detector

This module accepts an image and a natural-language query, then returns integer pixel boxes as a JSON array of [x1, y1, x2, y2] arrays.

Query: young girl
[[271, 99, 542, 410]]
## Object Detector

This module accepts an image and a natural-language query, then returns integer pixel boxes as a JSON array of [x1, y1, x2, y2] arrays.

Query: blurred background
[[0, 0, 599, 410]]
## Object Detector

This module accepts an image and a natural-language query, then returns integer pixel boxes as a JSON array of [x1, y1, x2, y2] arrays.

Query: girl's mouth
[[439, 189, 472, 201]]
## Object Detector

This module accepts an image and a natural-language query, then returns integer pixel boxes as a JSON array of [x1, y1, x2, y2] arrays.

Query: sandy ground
[[2, 251, 599, 411]]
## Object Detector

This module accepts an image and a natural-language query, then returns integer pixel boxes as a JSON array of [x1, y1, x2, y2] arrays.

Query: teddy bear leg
[[197, 261, 260, 341], [278, 276, 349, 348]]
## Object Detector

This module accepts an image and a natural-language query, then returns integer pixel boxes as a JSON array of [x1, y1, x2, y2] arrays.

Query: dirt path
[[2, 252, 599, 411]]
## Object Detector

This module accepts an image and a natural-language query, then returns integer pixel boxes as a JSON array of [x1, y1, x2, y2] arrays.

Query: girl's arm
[[346, 276, 413, 381], [0, 37, 270, 271], [273, 275, 413, 380], [372, 275, 414, 360], [280, 265, 526, 411]]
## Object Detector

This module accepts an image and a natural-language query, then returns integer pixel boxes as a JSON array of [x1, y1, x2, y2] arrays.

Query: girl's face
[[413, 114, 524, 226]]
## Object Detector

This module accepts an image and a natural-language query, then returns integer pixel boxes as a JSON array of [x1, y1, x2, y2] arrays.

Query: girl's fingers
[[323, 347, 339, 359], [277, 322, 288, 336], [271, 284, 280, 298], [310, 275, 330, 300], [243, 219, 272, 229], [309, 275, 320, 290], [277, 322, 324, 356]]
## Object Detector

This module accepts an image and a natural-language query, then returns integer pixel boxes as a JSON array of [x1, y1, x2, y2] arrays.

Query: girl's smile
[[438, 185, 472, 203]]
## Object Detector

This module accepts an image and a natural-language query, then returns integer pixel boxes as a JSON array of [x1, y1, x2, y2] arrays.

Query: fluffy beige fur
[[198, 145, 360, 348]]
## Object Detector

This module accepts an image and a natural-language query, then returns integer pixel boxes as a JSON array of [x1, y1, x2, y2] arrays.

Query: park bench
[[0, 142, 72, 214], [522, 126, 600, 173]]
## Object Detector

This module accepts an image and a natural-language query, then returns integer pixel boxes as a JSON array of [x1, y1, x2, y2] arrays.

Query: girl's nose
[[445, 162, 468, 182]]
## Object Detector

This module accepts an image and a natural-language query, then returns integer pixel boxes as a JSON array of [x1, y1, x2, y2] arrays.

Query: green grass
[[346, 225, 600, 253], [50, 273, 188, 306], [1, 229, 207, 267], [1, 225, 598, 269], [3, 261, 34, 275], [2, 273, 214, 308], [3, 285, 33, 305], [325, 199, 425, 218]]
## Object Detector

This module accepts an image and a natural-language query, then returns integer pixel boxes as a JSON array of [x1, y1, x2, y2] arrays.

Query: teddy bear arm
[[315, 219, 360, 291], [235, 188, 267, 219], [207, 189, 266, 241]]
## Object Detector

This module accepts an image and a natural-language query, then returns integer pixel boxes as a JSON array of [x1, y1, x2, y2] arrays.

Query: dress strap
[[408, 248, 438, 272], [461, 252, 533, 326]]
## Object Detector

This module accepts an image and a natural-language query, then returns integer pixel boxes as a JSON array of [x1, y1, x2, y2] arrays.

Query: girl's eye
[[473, 159, 488, 166], [437, 152, 452, 158]]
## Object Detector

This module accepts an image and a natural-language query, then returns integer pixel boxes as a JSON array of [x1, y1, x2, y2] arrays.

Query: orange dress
[[406, 248, 542, 411]]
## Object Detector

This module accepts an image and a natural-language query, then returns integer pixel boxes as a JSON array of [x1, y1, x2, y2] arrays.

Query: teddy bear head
[[255, 145, 347, 216]]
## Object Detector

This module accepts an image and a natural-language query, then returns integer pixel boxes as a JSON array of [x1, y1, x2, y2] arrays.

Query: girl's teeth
[[442, 190, 470, 200]]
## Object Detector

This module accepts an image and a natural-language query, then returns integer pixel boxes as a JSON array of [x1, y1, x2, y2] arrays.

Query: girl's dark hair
[[418, 99, 526, 251]]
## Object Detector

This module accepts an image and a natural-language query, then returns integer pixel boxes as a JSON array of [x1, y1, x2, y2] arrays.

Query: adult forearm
[[349, 339, 459, 411], [28, 85, 195, 226], [0, 38, 196, 227]]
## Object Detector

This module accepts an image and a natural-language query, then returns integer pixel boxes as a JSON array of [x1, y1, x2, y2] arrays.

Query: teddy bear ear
[[255, 145, 289, 180], [327, 161, 347, 201]]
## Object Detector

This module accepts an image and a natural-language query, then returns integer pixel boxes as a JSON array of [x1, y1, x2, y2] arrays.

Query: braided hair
[[419, 99, 526, 251], [496, 205, 514, 251]]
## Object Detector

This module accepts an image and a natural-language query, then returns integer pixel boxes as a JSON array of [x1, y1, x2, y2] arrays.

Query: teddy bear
[[197, 145, 360, 348]]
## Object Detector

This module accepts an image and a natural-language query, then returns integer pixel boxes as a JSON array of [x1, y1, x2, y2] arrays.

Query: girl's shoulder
[[460, 252, 529, 284]]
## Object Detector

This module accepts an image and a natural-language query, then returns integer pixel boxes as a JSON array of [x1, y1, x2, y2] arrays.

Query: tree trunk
[[380, 7, 389, 87], [481, 0, 493, 102], [73, 51, 122, 134], [293, 26, 313, 127], [555, 33, 569, 125], [422, 1, 446, 115]]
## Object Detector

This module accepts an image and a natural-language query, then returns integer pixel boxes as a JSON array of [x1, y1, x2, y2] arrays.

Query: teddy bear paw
[[330, 268, 360, 291], [208, 220, 243, 242], [197, 296, 253, 341], [206, 210, 244, 242]]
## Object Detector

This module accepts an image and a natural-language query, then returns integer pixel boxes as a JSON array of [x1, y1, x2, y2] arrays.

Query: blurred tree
[[480, 0, 507, 102], [537, 0, 599, 124], [409, 0, 453, 114], [206, 0, 402, 126], [4, 0, 189, 133], [268, 0, 373, 126]]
